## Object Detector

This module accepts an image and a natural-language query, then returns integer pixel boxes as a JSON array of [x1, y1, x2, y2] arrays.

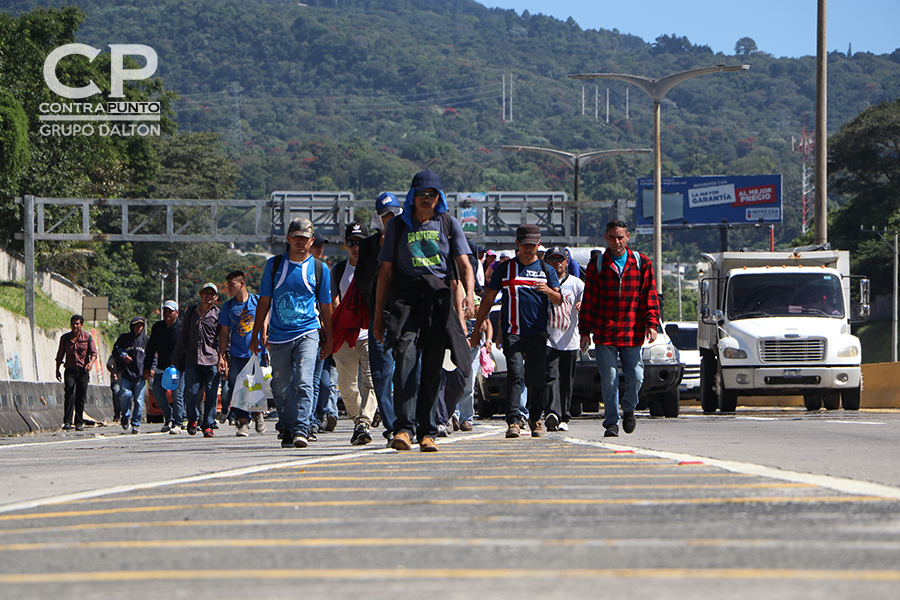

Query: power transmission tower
[[793, 117, 815, 234], [228, 81, 243, 146]]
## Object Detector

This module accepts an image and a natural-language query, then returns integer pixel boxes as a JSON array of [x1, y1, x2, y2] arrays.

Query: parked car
[[665, 322, 701, 400], [475, 306, 684, 419]]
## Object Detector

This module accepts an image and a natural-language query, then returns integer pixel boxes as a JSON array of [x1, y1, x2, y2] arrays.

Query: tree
[[735, 37, 758, 57], [827, 98, 900, 296]]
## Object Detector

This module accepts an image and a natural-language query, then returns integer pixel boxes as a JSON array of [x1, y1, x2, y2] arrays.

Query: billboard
[[636, 175, 782, 227]]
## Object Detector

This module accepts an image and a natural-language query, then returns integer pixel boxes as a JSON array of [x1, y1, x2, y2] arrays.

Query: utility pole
[[815, 0, 828, 245], [502, 74, 506, 122]]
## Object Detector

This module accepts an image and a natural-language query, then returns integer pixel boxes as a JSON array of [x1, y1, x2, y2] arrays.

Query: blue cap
[[410, 170, 442, 193], [375, 192, 402, 216]]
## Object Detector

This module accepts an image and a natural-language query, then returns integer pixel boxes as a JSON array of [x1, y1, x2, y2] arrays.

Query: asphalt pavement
[[0, 406, 898, 599]]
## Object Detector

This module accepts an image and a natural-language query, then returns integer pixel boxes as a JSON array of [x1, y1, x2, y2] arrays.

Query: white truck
[[697, 247, 869, 413]]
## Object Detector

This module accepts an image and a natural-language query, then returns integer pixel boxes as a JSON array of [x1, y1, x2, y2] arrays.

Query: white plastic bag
[[232, 355, 268, 413]]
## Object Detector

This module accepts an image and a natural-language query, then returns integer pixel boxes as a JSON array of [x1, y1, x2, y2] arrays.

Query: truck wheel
[[569, 401, 583, 418], [647, 395, 664, 417], [803, 394, 822, 411], [719, 389, 738, 413], [663, 388, 680, 418], [699, 354, 719, 414], [823, 392, 841, 410], [841, 387, 861, 411]]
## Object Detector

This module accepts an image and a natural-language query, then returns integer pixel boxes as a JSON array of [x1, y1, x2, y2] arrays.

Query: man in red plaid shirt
[[579, 220, 660, 437]]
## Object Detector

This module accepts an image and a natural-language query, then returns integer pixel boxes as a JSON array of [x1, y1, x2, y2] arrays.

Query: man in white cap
[[144, 300, 185, 433], [251, 217, 333, 449], [173, 283, 221, 438]]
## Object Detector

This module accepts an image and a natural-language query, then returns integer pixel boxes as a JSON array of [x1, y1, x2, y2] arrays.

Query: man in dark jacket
[[144, 300, 184, 434], [113, 316, 149, 434], [373, 171, 474, 453], [173, 283, 221, 438]]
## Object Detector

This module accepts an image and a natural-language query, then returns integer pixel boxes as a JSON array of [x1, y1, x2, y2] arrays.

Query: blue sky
[[485, 0, 899, 58]]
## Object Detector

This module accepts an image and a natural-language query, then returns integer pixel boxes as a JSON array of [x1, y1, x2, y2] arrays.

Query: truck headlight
[[723, 347, 747, 359], [837, 346, 859, 358]]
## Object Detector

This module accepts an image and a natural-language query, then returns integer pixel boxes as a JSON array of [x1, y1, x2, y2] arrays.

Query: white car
[[665, 322, 700, 400]]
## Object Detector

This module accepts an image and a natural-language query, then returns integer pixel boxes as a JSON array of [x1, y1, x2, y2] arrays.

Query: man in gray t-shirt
[[373, 170, 474, 453]]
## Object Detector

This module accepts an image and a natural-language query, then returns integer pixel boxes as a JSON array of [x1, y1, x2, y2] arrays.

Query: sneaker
[[277, 430, 283, 440], [544, 413, 560, 431], [203, 428, 214, 438], [557, 421, 569, 431], [460, 420, 474, 432], [252, 413, 267, 434], [62, 424, 73, 430], [506, 422, 521, 438], [236, 420, 250, 437], [419, 436, 439, 452], [281, 434, 294, 448], [187, 421, 198, 436], [293, 434, 308, 448], [351, 424, 372, 446], [436, 423, 451, 438], [390, 431, 412, 451], [131, 426, 140, 434], [451, 414, 460, 431], [324, 414, 338, 432], [372, 410, 381, 429], [74, 424, 84, 432], [603, 424, 619, 438], [169, 425, 182, 434], [161, 422, 171, 433], [530, 420, 544, 438], [217, 412, 226, 424], [307, 430, 317, 442], [622, 411, 636, 434], [120, 416, 129, 431]]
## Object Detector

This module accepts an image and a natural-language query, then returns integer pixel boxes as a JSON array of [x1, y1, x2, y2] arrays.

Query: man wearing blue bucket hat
[[144, 300, 185, 433]]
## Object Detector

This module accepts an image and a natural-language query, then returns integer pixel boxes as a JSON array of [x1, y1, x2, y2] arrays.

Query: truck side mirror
[[859, 278, 870, 319], [712, 309, 725, 326]]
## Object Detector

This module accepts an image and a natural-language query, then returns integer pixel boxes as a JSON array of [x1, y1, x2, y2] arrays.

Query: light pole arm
[[568, 65, 749, 102]]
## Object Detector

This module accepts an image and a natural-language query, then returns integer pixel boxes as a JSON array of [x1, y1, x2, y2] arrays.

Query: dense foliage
[[1, 0, 900, 320]]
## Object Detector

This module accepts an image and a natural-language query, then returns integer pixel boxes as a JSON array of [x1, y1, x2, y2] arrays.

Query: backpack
[[270, 253, 325, 300], [597, 249, 641, 273]]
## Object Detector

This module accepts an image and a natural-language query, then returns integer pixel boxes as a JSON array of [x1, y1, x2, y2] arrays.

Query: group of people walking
[[56, 170, 660, 447]]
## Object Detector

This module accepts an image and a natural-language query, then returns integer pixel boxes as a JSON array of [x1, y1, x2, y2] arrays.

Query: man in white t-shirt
[[543, 246, 585, 431], [331, 221, 377, 445]]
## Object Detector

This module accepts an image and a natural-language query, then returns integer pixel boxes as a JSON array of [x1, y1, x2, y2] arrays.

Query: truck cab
[[698, 248, 869, 413]]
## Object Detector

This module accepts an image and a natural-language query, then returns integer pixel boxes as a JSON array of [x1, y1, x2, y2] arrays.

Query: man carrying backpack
[[251, 217, 333, 449], [470, 224, 562, 439]]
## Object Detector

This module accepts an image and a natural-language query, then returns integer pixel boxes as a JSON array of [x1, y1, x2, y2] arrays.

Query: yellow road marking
[[0, 495, 886, 522], [2, 567, 900, 583], [80, 482, 812, 503]]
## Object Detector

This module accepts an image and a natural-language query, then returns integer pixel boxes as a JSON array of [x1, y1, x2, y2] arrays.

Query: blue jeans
[[503, 333, 547, 425], [313, 356, 338, 425], [225, 355, 252, 420], [183, 364, 220, 430], [152, 371, 185, 426], [270, 333, 319, 438], [368, 315, 395, 434], [595, 344, 643, 428], [117, 377, 146, 428], [452, 346, 480, 425]]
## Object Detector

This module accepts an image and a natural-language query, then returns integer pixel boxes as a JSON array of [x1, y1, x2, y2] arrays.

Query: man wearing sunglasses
[[373, 171, 475, 453], [330, 221, 378, 445]]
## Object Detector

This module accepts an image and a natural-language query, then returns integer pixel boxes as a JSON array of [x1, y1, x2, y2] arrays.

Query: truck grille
[[758, 339, 826, 362]]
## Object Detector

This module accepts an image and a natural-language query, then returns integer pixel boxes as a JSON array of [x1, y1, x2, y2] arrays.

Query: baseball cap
[[410, 170, 442, 193], [545, 246, 567, 260], [375, 192, 402, 216], [200, 282, 218, 294], [516, 224, 541, 245], [131, 316, 146, 326], [345, 221, 369, 241], [499, 251, 512, 260], [313, 233, 329, 246], [287, 217, 314, 238], [162, 300, 178, 312]]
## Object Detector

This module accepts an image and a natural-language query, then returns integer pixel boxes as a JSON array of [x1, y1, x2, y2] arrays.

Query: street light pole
[[568, 65, 750, 293], [501, 146, 651, 237]]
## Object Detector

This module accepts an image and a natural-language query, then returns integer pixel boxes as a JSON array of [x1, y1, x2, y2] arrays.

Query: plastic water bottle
[[162, 365, 180, 390]]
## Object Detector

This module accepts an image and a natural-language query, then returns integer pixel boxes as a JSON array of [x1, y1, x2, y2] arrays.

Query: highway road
[[0, 406, 898, 599]]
